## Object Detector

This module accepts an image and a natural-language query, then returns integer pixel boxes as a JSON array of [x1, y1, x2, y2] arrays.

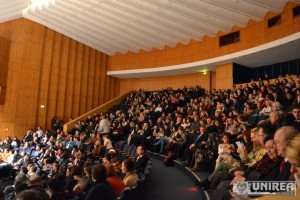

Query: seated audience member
[[173, 126, 193, 161], [26, 175, 49, 198], [215, 132, 236, 170], [259, 100, 272, 116], [85, 164, 115, 200], [236, 128, 265, 169], [135, 145, 149, 174], [112, 158, 123, 179], [260, 111, 289, 130], [121, 159, 139, 188], [258, 134, 300, 200], [153, 125, 173, 154], [243, 103, 254, 119], [232, 137, 281, 182], [73, 162, 93, 195], [187, 125, 208, 170], [16, 189, 50, 200], [64, 166, 81, 193], [105, 162, 125, 197], [4, 173, 29, 200], [285, 134, 300, 186], [27, 166, 37, 178], [127, 124, 142, 146], [274, 126, 298, 180], [289, 104, 300, 131], [0, 149, 11, 163], [47, 177, 69, 200]]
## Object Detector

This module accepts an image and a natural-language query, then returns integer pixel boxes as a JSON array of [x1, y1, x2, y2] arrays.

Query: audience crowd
[[0, 74, 300, 200]]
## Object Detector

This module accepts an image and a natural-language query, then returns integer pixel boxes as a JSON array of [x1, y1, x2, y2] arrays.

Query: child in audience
[[215, 132, 235, 169]]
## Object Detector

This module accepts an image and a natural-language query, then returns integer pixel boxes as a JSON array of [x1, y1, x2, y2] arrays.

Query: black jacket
[[85, 181, 115, 200]]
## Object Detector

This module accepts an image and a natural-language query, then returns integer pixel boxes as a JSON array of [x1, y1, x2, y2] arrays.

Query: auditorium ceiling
[[0, 0, 300, 78]]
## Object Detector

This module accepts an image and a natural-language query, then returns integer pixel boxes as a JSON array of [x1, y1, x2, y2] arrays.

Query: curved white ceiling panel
[[0, 0, 297, 56]]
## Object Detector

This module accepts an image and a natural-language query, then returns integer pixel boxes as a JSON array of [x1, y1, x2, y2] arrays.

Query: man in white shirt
[[36, 126, 44, 139], [98, 115, 110, 134]]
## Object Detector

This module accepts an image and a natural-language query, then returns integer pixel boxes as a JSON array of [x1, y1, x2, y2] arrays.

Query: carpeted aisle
[[143, 155, 207, 200]]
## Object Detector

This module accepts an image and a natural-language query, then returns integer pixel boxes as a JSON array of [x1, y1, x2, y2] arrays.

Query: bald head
[[274, 126, 298, 157]]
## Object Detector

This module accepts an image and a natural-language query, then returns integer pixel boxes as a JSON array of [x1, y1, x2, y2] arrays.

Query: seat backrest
[[126, 145, 132, 154], [123, 144, 129, 152], [121, 183, 139, 200], [129, 146, 136, 156], [31, 150, 39, 157], [25, 148, 32, 155], [19, 148, 25, 154]]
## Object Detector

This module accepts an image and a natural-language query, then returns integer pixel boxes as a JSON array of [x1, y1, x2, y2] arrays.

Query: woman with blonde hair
[[286, 134, 300, 186]]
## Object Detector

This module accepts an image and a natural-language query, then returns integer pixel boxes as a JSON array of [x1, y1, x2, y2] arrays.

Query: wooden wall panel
[[93, 52, 101, 107], [0, 37, 10, 105], [211, 72, 216, 91], [36, 29, 54, 130], [87, 49, 96, 111], [104, 76, 110, 103], [56, 36, 70, 119], [72, 43, 83, 118], [0, 18, 119, 140], [46, 32, 62, 127], [119, 72, 210, 93], [64, 40, 77, 121], [99, 54, 106, 105], [79, 46, 90, 115], [215, 63, 233, 90]]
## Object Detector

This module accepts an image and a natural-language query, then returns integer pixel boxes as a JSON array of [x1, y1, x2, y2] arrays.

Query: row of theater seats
[[115, 142, 152, 200], [13, 147, 40, 158], [117, 144, 138, 160]]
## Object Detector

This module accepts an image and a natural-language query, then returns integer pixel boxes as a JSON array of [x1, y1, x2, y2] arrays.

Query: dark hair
[[14, 182, 28, 195], [259, 124, 276, 138], [263, 136, 274, 145], [21, 166, 28, 174], [70, 166, 81, 177], [293, 104, 300, 110], [177, 126, 183, 131], [221, 132, 231, 139], [138, 145, 146, 152], [122, 159, 135, 172], [16, 189, 50, 200], [111, 157, 122, 165], [0, 189, 4, 200], [92, 164, 107, 183], [47, 177, 64, 192]]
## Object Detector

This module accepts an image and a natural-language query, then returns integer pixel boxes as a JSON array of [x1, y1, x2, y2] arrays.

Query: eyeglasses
[[264, 145, 275, 150]]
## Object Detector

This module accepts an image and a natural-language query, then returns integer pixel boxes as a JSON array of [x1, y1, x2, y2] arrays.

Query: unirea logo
[[233, 181, 296, 197]]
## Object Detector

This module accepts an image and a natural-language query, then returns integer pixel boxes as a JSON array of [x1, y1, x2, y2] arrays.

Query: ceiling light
[[25, 0, 55, 12]]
